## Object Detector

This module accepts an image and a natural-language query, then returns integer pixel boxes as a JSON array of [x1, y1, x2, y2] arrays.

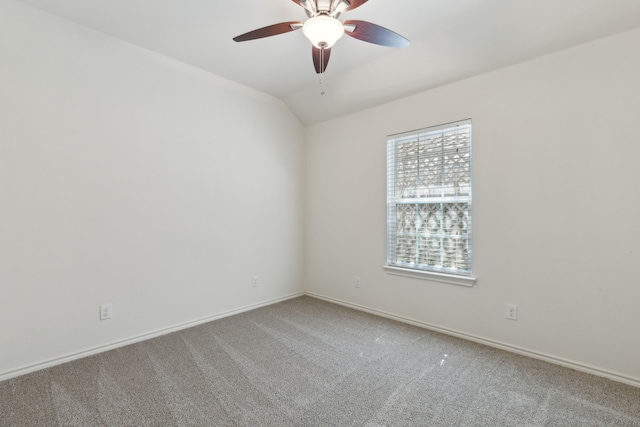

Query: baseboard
[[5, 290, 638, 389], [306, 292, 640, 389], [0, 292, 305, 383]]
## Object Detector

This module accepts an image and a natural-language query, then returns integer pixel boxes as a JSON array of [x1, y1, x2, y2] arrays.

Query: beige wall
[[305, 28, 640, 385], [0, 0, 305, 378]]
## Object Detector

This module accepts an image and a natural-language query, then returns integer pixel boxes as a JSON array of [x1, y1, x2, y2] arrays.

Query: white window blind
[[386, 120, 472, 276]]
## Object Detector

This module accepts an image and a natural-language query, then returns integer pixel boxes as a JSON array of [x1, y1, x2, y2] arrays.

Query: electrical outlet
[[506, 304, 517, 320], [252, 276, 259, 287], [100, 303, 112, 320], [355, 276, 361, 288]]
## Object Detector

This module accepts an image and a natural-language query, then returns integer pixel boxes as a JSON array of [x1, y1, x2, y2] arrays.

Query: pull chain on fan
[[318, 44, 327, 95]]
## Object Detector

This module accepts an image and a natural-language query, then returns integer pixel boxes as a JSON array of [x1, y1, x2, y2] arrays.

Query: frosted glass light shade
[[303, 15, 344, 48]]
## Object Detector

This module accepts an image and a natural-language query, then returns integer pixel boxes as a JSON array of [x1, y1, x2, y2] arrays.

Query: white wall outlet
[[506, 304, 517, 320], [252, 275, 259, 287], [100, 303, 112, 320], [355, 276, 361, 288]]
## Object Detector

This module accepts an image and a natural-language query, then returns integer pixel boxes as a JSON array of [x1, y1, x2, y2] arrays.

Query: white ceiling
[[14, 0, 640, 125]]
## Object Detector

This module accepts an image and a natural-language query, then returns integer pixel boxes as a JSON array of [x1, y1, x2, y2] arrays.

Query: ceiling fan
[[233, 0, 410, 75]]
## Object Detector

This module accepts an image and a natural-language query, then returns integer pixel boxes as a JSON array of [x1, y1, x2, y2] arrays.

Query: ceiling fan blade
[[312, 46, 332, 74], [233, 21, 303, 42], [343, 20, 410, 48], [344, 0, 369, 11]]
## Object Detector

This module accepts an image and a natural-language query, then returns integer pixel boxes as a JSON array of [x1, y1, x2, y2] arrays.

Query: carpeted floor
[[1, 296, 639, 426]]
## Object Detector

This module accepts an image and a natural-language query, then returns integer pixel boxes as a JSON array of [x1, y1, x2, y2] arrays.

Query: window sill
[[383, 266, 476, 287]]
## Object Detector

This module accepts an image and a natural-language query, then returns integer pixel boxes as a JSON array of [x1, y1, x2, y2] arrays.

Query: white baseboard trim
[[306, 292, 640, 389], [0, 292, 305, 383]]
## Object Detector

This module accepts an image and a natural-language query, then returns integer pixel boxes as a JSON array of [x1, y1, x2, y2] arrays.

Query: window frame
[[385, 119, 476, 287]]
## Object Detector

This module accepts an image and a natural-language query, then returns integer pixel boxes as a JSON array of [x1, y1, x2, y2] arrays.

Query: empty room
[[1, 0, 639, 425]]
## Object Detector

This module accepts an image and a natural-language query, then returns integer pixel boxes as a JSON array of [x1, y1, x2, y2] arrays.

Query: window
[[386, 120, 473, 283]]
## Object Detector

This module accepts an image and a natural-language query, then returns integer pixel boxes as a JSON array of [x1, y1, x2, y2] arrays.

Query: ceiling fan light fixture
[[303, 15, 344, 48]]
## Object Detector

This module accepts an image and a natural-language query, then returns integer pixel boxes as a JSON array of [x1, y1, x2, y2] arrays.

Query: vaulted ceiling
[[14, 0, 640, 125]]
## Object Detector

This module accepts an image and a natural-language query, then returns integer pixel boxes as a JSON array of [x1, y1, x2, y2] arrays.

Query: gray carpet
[[1, 296, 639, 426]]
